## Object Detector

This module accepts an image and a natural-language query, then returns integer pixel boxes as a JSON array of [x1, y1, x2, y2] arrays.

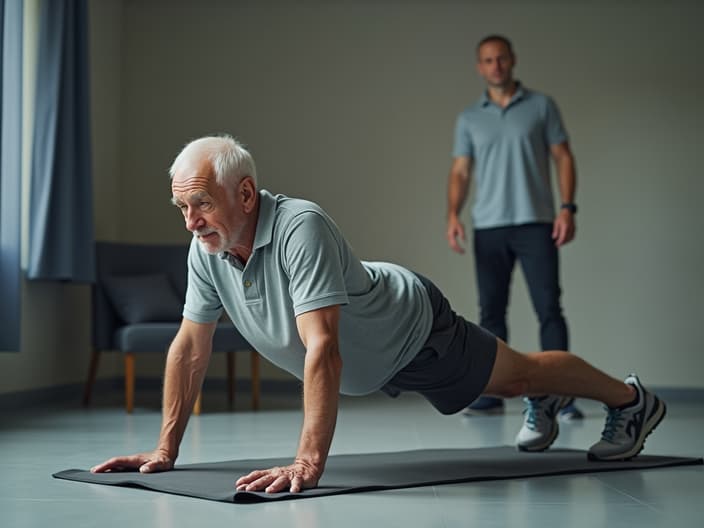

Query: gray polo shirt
[[183, 190, 433, 396], [452, 83, 568, 229]]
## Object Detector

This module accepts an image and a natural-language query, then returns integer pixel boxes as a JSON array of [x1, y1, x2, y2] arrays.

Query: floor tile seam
[[589, 475, 662, 512]]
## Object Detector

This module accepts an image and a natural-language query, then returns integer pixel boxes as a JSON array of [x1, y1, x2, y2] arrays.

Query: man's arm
[[236, 304, 342, 493], [550, 141, 577, 247], [447, 156, 473, 254], [91, 318, 216, 473]]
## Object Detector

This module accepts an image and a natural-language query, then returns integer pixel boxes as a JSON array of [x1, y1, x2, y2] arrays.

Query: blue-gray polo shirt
[[183, 190, 433, 396], [452, 83, 568, 229]]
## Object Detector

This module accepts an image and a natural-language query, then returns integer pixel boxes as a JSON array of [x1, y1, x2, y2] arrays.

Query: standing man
[[446, 35, 582, 438]]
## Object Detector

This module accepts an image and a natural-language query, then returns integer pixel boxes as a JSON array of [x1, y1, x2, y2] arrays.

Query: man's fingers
[[234, 465, 315, 494], [289, 475, 304, 494], [448, 231, 466, 254], [266, 475, 291, 494], [91, 456, 137, 473], [552, 222, 567, 246], [92, 453, 173, 474], [246, 474, 278, 491], [235, 469, 280, 491], [139, 459, 170, 473], [235, 469, 267, 487]]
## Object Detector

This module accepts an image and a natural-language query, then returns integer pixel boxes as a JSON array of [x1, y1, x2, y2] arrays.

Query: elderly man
[[92, 136, 665, 494]]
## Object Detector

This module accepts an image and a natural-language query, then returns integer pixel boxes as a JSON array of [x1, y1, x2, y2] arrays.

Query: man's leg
[[512, 224, 568, 350], [484, 340, 666, 459], [468, 227, 515, 413], [513, 224, 583, 421]]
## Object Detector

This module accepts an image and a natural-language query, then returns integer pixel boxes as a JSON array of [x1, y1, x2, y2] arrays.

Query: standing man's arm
[[91, 319, 216, 473], [447, 156, 473, 254], [550, 142, 577, 247], [236, 305, 342, 493]]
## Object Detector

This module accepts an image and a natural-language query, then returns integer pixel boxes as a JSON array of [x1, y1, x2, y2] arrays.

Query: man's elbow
[[307, 337, 343, 377]]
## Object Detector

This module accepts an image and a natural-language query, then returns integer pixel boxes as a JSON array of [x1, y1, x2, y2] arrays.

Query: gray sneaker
[[516, 395, 573, 452], [588, 374, 666, 461]]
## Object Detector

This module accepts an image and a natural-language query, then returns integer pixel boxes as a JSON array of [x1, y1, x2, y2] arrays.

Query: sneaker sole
[[588, 397, 667, 461], [517, 396, 573, 452], [517, 422, 560, 452]]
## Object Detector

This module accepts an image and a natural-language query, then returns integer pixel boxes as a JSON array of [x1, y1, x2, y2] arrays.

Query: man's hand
[[447, 215, 467, 254], [552, 210, 576, 247], [235, 458, 322, 493], [90, 450, 175, 474]]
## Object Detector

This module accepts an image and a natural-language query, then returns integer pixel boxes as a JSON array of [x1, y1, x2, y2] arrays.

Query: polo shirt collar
[[218, 189, 276, 266], [251, 189, 276, 251], [480, 81, 526, 107]]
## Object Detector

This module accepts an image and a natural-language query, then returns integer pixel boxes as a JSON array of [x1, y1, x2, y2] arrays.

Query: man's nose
[[185, 208, 203, 232]]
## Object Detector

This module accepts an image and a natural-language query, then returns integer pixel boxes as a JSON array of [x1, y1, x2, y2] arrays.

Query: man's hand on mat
[[235, 458, 322, 493], [90, 450, 175, 474]]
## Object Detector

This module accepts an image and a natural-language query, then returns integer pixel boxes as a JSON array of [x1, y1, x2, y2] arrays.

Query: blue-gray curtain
[[0, 0, 23, 351], [27, 0, 94, 282]]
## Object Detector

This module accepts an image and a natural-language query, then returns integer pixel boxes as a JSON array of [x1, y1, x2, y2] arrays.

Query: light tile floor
[[1, 389, 702, 528]]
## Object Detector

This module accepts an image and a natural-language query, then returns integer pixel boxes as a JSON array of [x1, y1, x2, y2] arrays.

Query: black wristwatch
[[561, 203, 577, 214]]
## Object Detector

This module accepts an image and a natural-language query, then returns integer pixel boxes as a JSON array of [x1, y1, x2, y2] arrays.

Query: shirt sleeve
[[544, 96, 569, 146], [281, 211, 350, 316], [452, 112, 474, 158], [183, 236, 224, 323]]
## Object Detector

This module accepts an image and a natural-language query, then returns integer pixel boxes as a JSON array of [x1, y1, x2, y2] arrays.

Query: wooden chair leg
[[83, 348, 101, 406], [226, 351, 235, 409], [251, 351, 260, 411], [124, 353, 135, 413], [193, 391, 202, 415]]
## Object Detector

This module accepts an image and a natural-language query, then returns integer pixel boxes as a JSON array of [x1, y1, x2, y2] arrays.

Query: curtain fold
[[27, 0, 94, 282], [0, 0, 23, 351]]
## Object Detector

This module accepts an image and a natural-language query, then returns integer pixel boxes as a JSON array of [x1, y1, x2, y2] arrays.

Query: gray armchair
[[82, 241, 260, 413]]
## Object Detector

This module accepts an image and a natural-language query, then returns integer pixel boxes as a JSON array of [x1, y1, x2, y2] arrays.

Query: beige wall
[[2, 0, 702, 395], [116, 0, 704, 387]]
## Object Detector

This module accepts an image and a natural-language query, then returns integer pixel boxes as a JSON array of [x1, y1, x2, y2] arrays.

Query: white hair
[[169, 135, 257, 187]]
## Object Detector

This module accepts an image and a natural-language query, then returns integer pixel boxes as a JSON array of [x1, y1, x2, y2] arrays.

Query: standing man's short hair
[[476, 35, 514, 56]]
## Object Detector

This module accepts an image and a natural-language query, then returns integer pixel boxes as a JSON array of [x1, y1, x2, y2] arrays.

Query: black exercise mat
[[53, 446, 702, 503]]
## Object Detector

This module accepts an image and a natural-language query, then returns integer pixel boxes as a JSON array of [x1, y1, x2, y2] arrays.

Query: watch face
[[562, 203, 577, 213]]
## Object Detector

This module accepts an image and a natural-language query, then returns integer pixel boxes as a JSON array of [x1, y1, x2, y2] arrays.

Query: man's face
[[171, 160, 244, 255], [476, 40, 515, 88]]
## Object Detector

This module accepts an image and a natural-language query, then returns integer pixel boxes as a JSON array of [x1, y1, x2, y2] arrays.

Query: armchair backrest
[[93, 242, 190, 350]]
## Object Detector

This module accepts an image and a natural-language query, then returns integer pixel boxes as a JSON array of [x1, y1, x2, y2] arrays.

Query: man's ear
[[239, 176, 257, 213]]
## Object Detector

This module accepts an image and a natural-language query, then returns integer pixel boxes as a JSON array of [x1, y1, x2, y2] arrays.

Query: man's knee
[[484, 343, 536, 398]]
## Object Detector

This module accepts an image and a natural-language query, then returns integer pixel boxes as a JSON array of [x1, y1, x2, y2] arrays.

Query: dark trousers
[[473, 223, 568, 351]]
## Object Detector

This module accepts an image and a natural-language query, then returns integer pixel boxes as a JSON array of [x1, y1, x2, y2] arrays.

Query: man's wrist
[[560, 203, 577, 214]]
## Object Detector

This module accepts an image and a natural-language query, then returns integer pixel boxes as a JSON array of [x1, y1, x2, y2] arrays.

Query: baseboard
[[0, 377, 301, 412]]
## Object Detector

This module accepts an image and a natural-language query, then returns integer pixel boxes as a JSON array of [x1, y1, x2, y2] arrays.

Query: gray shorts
[[381, 273, 497, 415]]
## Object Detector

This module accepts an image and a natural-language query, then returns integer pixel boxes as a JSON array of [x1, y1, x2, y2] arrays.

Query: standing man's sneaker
[[516, 395, 573, 451], [462, 395, 504, 416], [588, 374, 666, 461], [559, 400, 585, 422]]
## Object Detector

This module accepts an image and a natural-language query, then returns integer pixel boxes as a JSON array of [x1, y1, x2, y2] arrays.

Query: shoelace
[[523, 398, 546, 431], [601, 407, 625, 442]]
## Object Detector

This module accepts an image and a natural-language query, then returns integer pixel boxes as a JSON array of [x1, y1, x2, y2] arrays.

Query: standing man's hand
[[91, 449, 175, 474], [447, 215, 467, 254], [447, 156, 472, 254], [552, 210, 576, 247], [235, 458, 322, 493], [550, 142, 577, 248]]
